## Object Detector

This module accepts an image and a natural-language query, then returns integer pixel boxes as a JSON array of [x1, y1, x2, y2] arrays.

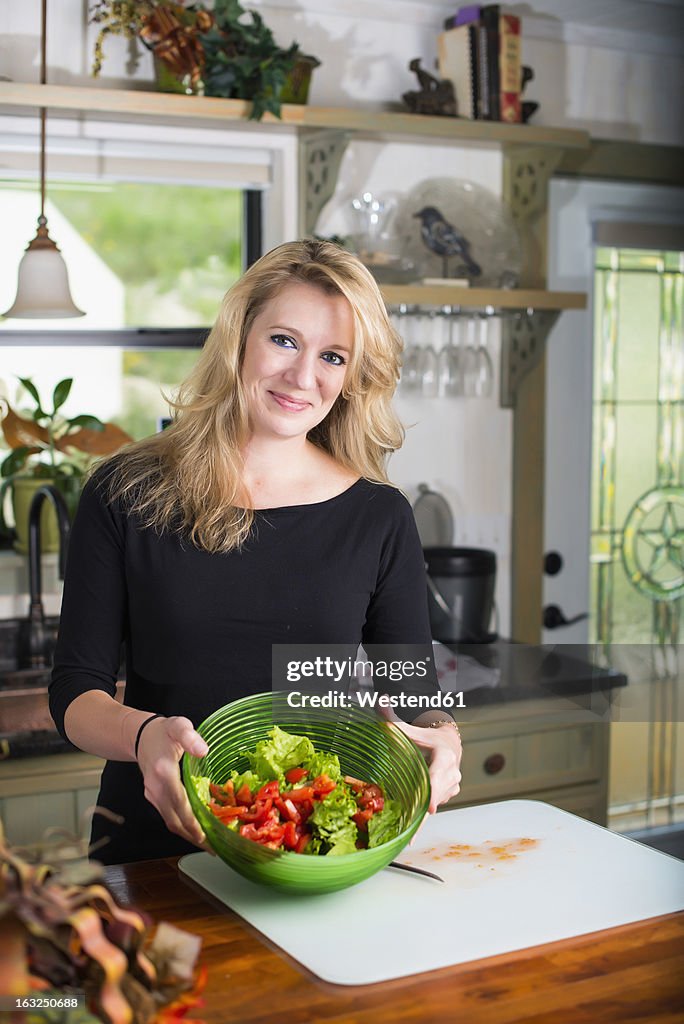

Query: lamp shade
[[2, 219, 85, 319]]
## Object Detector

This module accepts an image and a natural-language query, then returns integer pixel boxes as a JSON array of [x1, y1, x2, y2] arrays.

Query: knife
[[387, 860, 444, 883]]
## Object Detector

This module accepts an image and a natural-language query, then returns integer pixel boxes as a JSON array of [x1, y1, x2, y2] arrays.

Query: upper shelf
[[380, 285, 587, 310], [0, 82, 591, 150]]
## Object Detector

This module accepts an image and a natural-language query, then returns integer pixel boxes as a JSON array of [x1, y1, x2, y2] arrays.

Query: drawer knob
[[484, 753, 505, 775]]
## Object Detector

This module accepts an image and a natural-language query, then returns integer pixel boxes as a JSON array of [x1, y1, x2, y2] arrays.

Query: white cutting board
[[179, 800, 684, 986]]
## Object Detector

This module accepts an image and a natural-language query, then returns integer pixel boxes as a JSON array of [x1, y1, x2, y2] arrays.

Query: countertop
[[104, 857, 684, 1023], [1, 633, 626, 759], [443, 639, 627, 709]]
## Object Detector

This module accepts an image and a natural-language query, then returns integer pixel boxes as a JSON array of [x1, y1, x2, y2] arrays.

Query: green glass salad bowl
[[182, 691, 431, 894]]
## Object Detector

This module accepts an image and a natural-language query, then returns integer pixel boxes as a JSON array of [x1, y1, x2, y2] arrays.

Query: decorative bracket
[[503, 145, 565, 289], [503, 145, 565, 225], [298, 129, 350, 237], [500, 309, 559, 408]]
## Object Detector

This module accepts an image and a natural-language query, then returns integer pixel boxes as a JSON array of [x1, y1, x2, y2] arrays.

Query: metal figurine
[[402, 59, 458, 117]]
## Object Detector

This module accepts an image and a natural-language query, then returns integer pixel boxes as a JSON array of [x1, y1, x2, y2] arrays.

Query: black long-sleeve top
[[50, 471, 435, 864]]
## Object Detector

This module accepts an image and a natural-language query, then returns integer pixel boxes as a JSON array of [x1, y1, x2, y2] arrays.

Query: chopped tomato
[[235, 783, 253, 806], [282, 821, 299, 850], [241, 798, 273, 825], [297, 800, 314, 822], [352, 808, 373, 832], [213, 804, 248, 820], [312, 774, 336, 797], [275, 797, 300, 823], [209, 781, 236, 805], [287, 786, 315, 803], [239, 823, 260, 841], [240, 821, 286, 847], [357, 783, 384, 813], [285, 767, 308, 784], [255, 780, 280, 802], [295, 832, 311, 854]]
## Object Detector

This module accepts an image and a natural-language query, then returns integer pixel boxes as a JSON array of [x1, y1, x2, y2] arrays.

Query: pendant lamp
[[2, 0, 84, 319]]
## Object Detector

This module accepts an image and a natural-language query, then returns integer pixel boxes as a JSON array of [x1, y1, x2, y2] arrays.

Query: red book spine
[[499, 13, 521, 123]]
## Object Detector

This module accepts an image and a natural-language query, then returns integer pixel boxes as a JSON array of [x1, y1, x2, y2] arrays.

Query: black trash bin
[[423, 546, 497, 643]]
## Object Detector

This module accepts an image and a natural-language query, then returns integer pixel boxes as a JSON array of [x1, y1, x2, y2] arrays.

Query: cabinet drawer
[[462, 737, 518, 791], [461, 723, 603, 798]]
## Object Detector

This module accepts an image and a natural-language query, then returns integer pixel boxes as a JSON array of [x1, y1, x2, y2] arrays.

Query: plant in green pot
[[0, 378, 132, 554], [199, 0, 318, 119]]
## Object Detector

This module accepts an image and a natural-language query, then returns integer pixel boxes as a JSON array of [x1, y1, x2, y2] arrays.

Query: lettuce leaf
[[230, 768, 263, 792], [367, 799, 403, 848], [303, 748, 341, 781], [192, 775, 211, 806], [309, 784, 359, 855], [241, 725, 315, 780]]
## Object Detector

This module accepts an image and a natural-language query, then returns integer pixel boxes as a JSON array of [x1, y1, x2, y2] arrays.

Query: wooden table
[[104, 858, 684, 1023]]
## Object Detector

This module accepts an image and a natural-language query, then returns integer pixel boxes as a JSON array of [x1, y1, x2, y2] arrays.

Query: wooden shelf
[[0, 82, 591, 149], [380, 285, 587, 310]]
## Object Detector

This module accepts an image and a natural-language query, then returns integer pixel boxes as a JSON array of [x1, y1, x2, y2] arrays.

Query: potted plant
[[0, 378, 132, 553], [199, 0, 319, 119], [89, 0, 320, 118]]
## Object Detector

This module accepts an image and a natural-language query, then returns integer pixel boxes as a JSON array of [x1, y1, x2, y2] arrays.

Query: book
[[499, 12, 522, 123], [437, 24, 479, 120], [443, 5, 481, 29], [480, 4, 500, 120], [480, 4, 522, 123], [476, 20, 490, 119]]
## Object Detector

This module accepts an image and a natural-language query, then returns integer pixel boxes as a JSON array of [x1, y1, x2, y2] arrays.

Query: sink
[[0, 615, 61, 741], [0, 617, 125, 757]]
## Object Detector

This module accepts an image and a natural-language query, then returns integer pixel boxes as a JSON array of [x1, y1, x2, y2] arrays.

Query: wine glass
[[474, 310, 495, 398], [420, 311, 439, 398], [438, 306, 463, 397], [400, 309, 423, 393], [461, 315, 479, 397]]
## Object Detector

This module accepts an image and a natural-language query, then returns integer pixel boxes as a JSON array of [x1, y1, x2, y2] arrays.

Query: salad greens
[[192, 726, 403, 855]]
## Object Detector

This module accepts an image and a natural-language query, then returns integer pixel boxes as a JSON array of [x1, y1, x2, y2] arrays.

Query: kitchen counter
[[105, 856, 684, 1023], [441, 640, 627, 710]]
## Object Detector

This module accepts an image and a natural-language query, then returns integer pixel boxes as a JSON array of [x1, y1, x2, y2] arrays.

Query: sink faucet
[[21, 484, 71, 668]]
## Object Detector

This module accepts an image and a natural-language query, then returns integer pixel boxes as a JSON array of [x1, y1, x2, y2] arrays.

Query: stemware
[[419, 311, 439, 398], [474, 310, 495, 398], [400, 309, 424, 393], [461, 315, 479, 397], [437, 306, 463, 397]]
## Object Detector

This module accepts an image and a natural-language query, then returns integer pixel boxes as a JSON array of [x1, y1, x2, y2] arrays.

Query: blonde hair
[[103, 239, 405, 552]]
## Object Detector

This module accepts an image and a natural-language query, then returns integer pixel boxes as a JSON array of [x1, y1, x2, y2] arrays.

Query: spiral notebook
[[438, 24, 479, 121]]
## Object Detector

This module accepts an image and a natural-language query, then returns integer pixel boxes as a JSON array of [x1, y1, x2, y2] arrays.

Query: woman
[[50, 239, 462, 864]]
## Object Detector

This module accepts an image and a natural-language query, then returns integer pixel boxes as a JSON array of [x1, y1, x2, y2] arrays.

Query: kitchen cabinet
[[0, 751, 102, 847], [447, 697, 609, 824]]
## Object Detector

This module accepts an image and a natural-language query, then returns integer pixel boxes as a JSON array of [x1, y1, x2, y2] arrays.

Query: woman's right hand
[[135, 715, 211, 850]]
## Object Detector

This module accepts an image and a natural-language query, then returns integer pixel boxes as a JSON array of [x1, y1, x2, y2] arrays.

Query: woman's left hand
[[391, 720, 462, 813]]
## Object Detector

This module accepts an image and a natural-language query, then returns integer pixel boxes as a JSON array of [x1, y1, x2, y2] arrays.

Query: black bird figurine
[[413, 206, 482, 280]]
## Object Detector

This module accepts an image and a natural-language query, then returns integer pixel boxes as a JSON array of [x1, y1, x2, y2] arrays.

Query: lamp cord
[[39, 0, 47, 221]]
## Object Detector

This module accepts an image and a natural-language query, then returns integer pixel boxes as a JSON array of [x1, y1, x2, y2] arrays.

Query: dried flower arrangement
[[0, 816, 207, 1023]]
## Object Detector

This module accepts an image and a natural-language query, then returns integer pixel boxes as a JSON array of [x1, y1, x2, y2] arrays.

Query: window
[[0, 113, 280, 440]]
